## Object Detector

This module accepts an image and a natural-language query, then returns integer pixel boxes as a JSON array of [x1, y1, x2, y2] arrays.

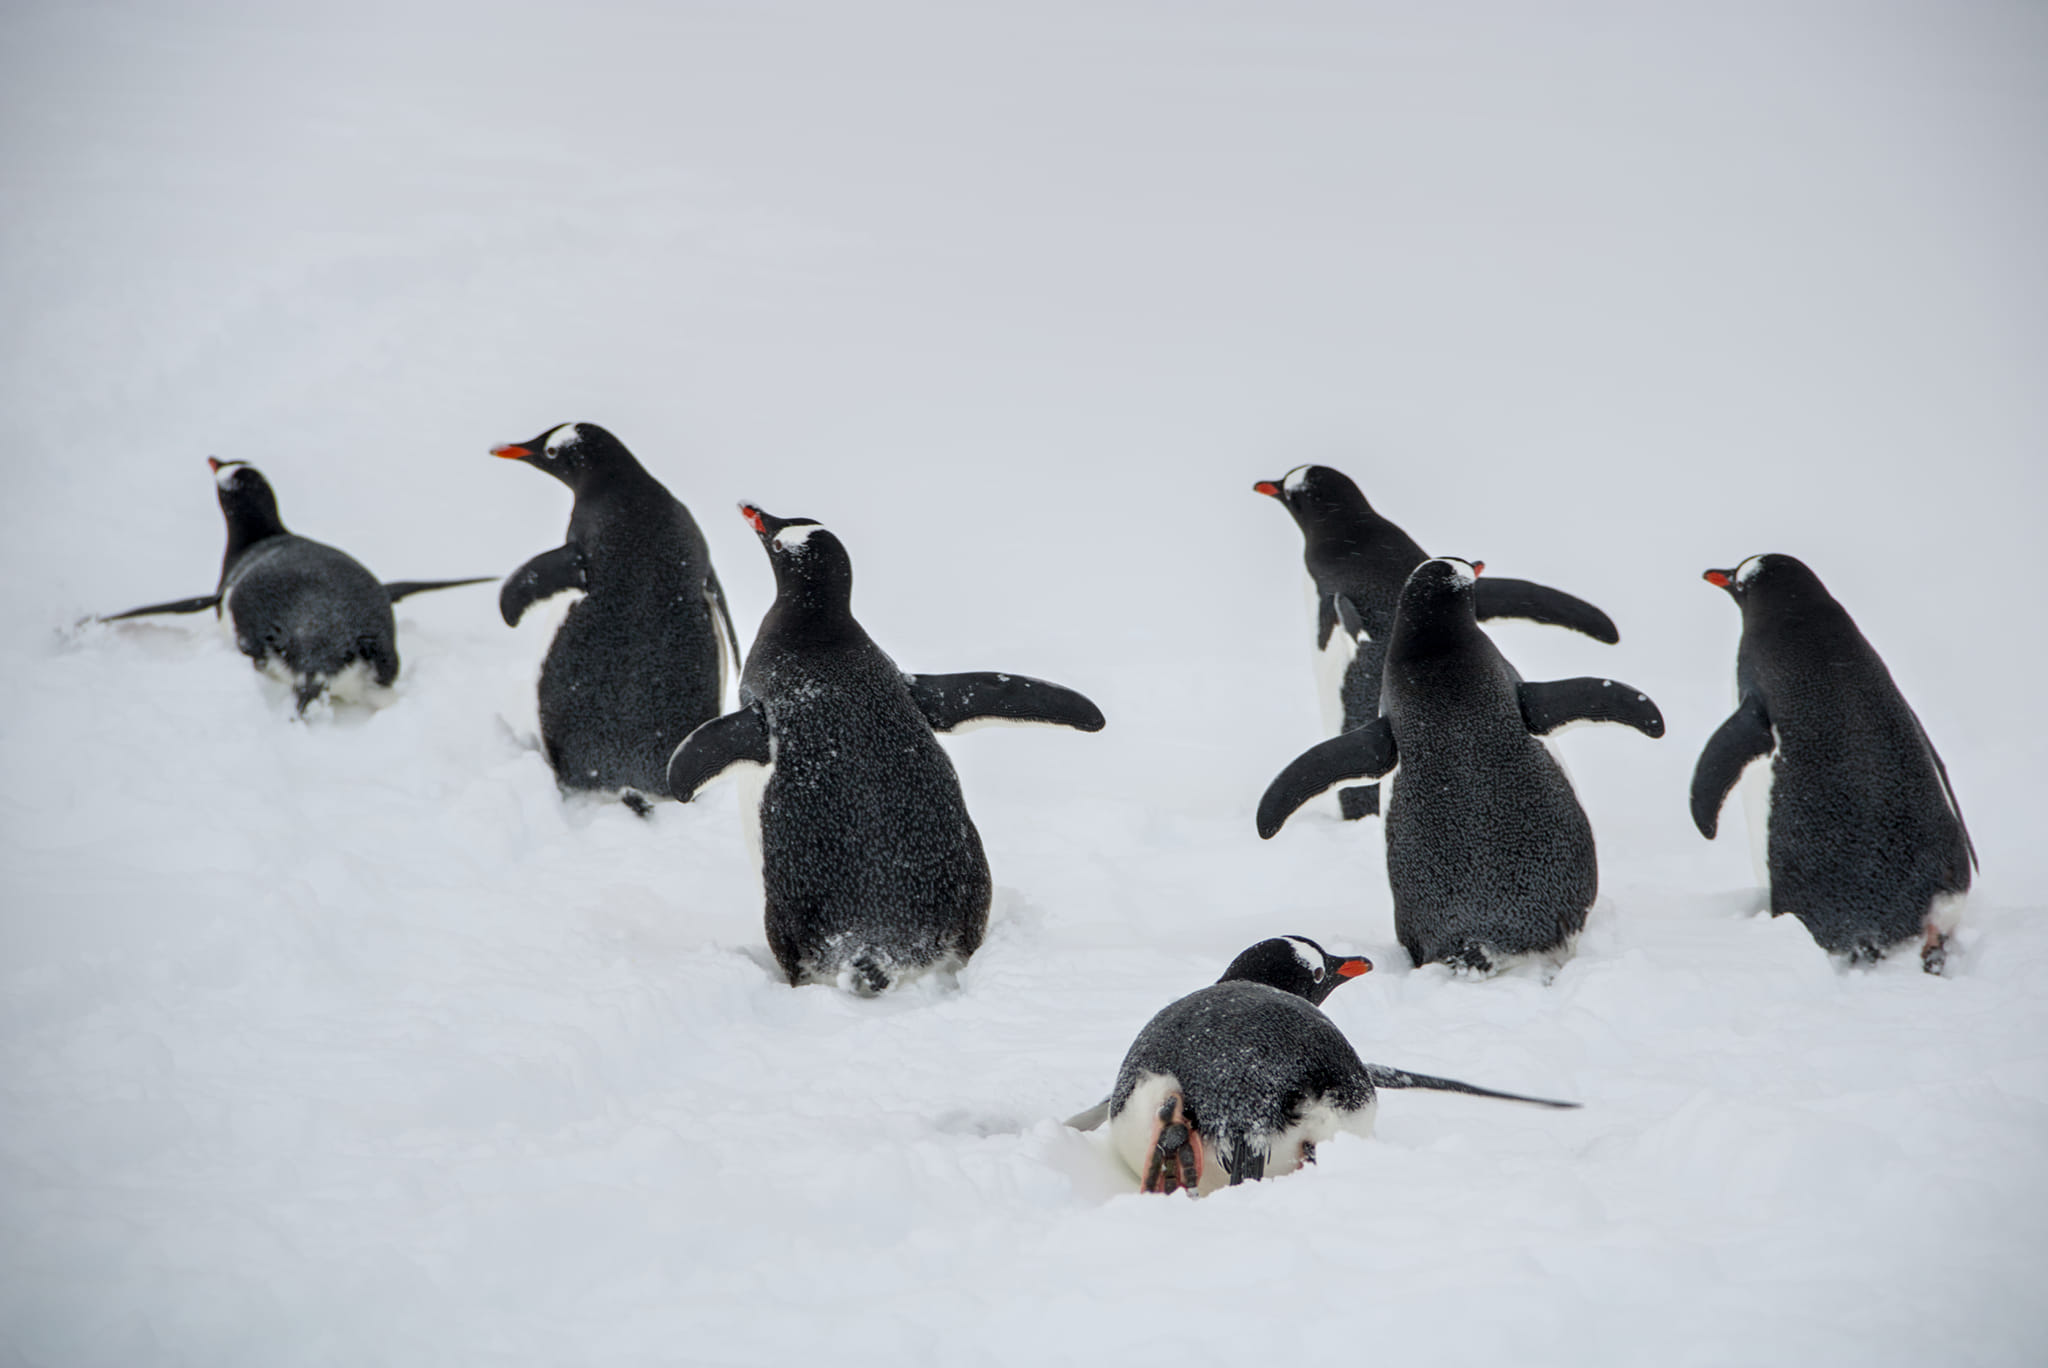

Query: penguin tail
[[840, 954, 894, 998]]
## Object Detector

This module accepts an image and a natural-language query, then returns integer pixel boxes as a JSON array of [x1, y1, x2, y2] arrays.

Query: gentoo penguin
[[101, 459, 489, 712], [1692, 554, 1977, 972], [1254, 464, 1619, 819], [1257, 559, 1664, 973], [667, 504, 1106, 994], [1068, 936, 1577, 1196], [492, 422, 740, 807]]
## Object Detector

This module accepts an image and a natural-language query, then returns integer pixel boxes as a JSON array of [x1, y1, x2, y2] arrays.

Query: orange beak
[[1252, 481, 1281, 498], [739, 503, 766, 535], [1338, 957, 1372, 978], [1705, 570, 1732, 588], [491, 444, 531, 460]]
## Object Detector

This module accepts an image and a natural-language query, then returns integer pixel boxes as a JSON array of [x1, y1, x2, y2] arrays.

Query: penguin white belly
[[732, 759, 773, 889], [1110, 1074, 1376, 1196], [1736, 735, 1778, 892], [1308, 580, 1359, 735]]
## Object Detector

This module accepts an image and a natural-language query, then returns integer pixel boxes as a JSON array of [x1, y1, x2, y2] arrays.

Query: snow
[[4, 1, 2047, 1364]]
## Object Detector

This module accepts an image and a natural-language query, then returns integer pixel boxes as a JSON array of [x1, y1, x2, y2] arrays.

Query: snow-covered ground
[[4, 2, 2046, 1363]]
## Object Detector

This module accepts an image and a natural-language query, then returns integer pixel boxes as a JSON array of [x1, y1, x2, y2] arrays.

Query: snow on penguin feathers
[[1071, 936, 1578, 1197], [666, 502, 1106, 995], [99, 458, 490, 712], [1258, 557, 1665, 974]]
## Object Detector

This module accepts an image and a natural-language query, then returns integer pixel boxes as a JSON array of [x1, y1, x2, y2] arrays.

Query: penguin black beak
[[1252, 480, 1282, 499]]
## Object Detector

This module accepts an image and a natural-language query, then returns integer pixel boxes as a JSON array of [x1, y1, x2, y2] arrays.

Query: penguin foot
[[1140, 1093, 1204, 1197], [1337, 785, 1380, 821], [1921, 928, 1949, 976], [621, 791, 653, 819]]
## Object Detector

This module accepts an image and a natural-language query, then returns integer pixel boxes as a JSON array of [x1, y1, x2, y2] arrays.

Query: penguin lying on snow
[[668, 504, 1105, 994], [493, 422, 741, 810], [1692, 554, 1976, 972], [1259, 558, 1664, 973], [1255, 464, 1619, 820], [101, 459, 489, 712], [1068, 937, 1577, 1196]]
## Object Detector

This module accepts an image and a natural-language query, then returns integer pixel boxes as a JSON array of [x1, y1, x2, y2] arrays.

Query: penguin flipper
[[1363, 1064, 1580, 1109], [666, 702, 772, 801], [98, 593, 223, 622], [1909, 710, 1979, 876], [499, 543, 587, 627], [1518, 677, 1665, 738], [903, 672, 1107, 734], [1257, 719, 1398, 839], [1064, 1098, 1112, 1132], [1473, 577, 1620, 644], [383, 577, 494, 604], [1690, 693, 1775, 839]]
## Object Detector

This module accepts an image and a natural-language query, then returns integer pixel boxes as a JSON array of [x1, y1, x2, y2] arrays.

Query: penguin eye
[[1312, 965, 1325, 982]]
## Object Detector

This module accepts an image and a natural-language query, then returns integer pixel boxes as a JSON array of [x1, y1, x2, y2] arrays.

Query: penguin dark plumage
[[1692, 554, 1976, 971], [1258, 559, 1665, 973], [1254, 464, 1619, 819], [667, 504, 1105, 994], [493, 422, 740, 805], [1069, 936, 1577, 1197], [100, 459, 490, 712]]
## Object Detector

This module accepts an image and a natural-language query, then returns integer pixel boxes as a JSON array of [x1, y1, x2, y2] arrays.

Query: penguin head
[[1396, 554, 1484, 615], [1252, 464, 1372, 530], [1217, 936, 1372, 1005], [490, 422, 630, 490], [1703, 554, 1824, 611], [740, 503, 854, 612], [207, 457, 286, 541]]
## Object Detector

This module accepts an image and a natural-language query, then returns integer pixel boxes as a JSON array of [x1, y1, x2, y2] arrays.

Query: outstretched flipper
[[1140, 1092, 1203, 1197], [1474, 577, 1620, 644], [98, 592, 222, 622], [1909, 710, 1979, 875], [1690, 693, 1775, 839], [383, 577, 494, 604], [499, 543, 587, 627], [1518, 677, 1665, 738], [1364, 1064, 1580, 1109], [666, 701, 773, 801], [903, 672, 1106, 735], [1257, 718, 1398, 839], [1064, 1098, 1112, 1132]]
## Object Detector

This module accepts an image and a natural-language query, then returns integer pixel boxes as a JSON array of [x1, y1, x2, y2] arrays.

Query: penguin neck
[[1390, 597, 1480, 658], [766, 579, 858, 644], [219, 507, 288, 583]]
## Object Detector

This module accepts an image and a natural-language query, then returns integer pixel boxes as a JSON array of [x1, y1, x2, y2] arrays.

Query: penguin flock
[[98, 439, 1978, 1196]]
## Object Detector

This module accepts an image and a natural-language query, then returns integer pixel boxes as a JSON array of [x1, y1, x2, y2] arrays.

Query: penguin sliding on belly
[[492, 422, 741, 808], [1258, 559, 1665, 973], [667, 504, 1105, 994], [1254, 465, 1619, 820], [1068, 937, 1578, 1196], [101, 459, 490, 712], [1692, 554, 1976, 972]]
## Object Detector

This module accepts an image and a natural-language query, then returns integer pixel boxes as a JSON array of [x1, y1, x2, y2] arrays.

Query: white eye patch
[[1431, 557, 1478, 588], [1285, 937, 1323, 978], [1282, 465, 1312, 494], [1735, 555, 1766, 585], [771, 522, 824, 554], [545, 423, 582, 455]]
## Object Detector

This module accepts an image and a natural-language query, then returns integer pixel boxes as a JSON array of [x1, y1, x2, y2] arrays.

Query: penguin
[[1254, 464, 1620, 819], [1068, 936, 1578, 1197], [667, 504, 1106, 994], [492, 422, 741, 808], [101, 458, 490, 712], [1257, 558, 1664, 973], [1691, 554, 1976, 972]]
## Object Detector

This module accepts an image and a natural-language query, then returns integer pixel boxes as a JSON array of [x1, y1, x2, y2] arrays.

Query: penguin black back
[[1692, 554, 1975, 968], [494, 422, 738, 803], [1258, 558, 1664, 972]]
